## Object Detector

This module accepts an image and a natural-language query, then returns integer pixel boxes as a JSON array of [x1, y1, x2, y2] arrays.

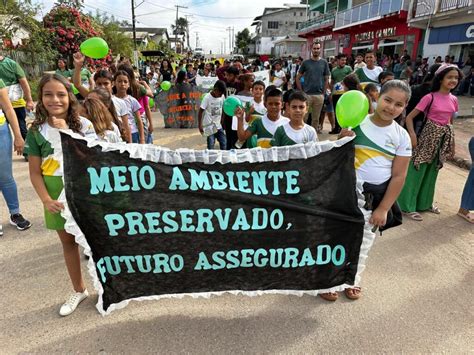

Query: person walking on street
[[296, 42, 330, 131], [458, 137, 474, 224], [330, 53, 352, 134], [0, 78, 32, 236], [0, 55, 35, 142], [398, 64, 461, 221]]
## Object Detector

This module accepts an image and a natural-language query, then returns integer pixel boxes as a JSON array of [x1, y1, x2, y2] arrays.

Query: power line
[[143, 2, 255, 19]]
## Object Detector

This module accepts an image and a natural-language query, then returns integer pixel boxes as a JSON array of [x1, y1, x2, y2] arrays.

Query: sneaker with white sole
[[59, 289, 89, 316], [9, 214, 32, 231], [0, 224, 3, 236]]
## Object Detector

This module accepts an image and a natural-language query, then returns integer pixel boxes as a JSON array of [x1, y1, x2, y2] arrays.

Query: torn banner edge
[[53, 130, 375, 316]]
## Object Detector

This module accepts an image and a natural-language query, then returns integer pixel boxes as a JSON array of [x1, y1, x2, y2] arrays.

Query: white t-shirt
[[281, 122, 318, 144], [271, 70, 286, 88], [112, 96, 128, 117], [200, 93, 224, 130], [99, 123, 123, 143], [354, 115, 412, 185], [121, 95, 141, 134]]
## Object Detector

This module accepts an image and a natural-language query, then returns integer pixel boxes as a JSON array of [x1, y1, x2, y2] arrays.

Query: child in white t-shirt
[[271, 90, 318, 146], [330, 80, 412, 302], [198, 80, 226, 150], [270, 62, 287, 90]]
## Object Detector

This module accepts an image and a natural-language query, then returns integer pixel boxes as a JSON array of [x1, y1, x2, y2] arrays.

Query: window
[[268, 21, 279, 29], [294, 12, 296, 16], [296, 22, 302, 29], [300, 12, 303, 16]]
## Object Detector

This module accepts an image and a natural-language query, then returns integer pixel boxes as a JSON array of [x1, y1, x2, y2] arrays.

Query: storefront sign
[[315, 34, 333, 42], [429, 22, 474, 44], [355, 27, 396, 41]]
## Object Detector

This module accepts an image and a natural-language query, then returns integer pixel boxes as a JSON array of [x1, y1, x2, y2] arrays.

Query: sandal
[[428, 205, 441, 214], [344, 287, 362, 300], [402, 212, 423, 221], [318, 292, 338, 302], [458, 211, 474, 224]]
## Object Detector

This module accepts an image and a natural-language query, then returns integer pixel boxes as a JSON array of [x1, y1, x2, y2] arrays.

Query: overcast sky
[[36, 0, 303, 55]]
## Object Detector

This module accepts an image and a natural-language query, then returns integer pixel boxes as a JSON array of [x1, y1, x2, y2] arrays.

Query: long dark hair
[[33, 74, 82, 133], [117, 64, 142, 99], [431, 66, 463, 92]]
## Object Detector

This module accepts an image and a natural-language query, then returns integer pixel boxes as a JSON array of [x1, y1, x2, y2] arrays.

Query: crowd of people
[[0, 41, 472, 316]]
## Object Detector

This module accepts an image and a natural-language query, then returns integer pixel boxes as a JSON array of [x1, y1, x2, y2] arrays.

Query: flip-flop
[[457, 212, 474, 224], [428, 205, 441, 214], [403, 212, 423, 221], [318, 292, 338, 302], [344, 287, 362, 300]]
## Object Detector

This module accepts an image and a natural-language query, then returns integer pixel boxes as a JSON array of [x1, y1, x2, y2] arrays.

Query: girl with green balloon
[[321, 80, 412, 302]]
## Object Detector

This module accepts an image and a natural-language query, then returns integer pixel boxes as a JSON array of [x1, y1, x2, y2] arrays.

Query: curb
[[457, 115, 474, 119], [449, 156, 471, 170]]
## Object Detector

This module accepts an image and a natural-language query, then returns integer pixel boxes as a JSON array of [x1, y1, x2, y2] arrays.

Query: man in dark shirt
[[296, 42, 330, 130], [222, 66, 244, 149]]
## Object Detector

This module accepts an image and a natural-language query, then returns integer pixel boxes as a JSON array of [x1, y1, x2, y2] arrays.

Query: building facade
[[298, 0, 423, 60], [252, 4, 314, 55], [409, 0, 473, 64]]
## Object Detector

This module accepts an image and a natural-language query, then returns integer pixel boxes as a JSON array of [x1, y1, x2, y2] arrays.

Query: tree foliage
[[89, 11, 133, 59], [43, 5, 103, 64], [54, 0, 84, 9], [0, 0, 56, 66], [236, 28, 252, 51]]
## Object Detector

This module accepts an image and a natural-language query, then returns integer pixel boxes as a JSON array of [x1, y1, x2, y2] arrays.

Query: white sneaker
[[59, 289, 89, 316]]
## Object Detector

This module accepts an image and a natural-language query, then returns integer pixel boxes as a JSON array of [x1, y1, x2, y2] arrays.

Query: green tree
[[54, 0, 84, 9], [235, 28, 252, 52], [0, 0, 57, 73], [171, 17, 188, 46], [90, 11, 133, 59]]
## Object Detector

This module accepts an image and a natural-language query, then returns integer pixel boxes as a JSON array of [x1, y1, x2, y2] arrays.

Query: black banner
[[60, 133, 368, 314]]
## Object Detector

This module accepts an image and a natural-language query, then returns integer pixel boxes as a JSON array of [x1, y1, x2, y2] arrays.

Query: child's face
[[252, 85, 264, 100], [96, 77, 112, 93], [42, 80, 69, 118], [369, 90, 379, 100], [115, 75, 129, 92], [265, 96, 283, 118], [441, 69, 459, 91], [376, 89, 407, 122], [187, 66, 193, 73], [274, 64, 281, 71], [381, 75, 394, 84], [288, 99, 307, 122]]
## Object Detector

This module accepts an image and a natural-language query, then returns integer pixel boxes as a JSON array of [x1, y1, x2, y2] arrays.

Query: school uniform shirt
[[25, 116, 96, 177], [271, 123, 318, 146], [247, 114, 290, 148], [415, 92, 458, 126], [355, 66, 383, 84], [271, 70, 286, 88], [121, 95, 141, 134], [200, 93, 224, 130], [0, 56, 26, 108], [99, 123, 122, 143], [353, 115, 412, 185], [248, 99, 267, 125]]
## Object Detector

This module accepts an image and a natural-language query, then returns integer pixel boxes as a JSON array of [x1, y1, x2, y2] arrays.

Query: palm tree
[[171, 17, 188, 47]]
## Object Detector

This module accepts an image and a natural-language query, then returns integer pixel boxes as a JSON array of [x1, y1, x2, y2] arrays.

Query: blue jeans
[[0, 123, 20, 215], [207, 129, 227, 150], [146, 133, 153, 144], [131, 132, 140, 143], [460, 137, 474, 210]]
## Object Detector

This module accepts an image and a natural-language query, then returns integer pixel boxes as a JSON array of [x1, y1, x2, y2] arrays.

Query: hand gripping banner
[[58, 132, 375, 315]]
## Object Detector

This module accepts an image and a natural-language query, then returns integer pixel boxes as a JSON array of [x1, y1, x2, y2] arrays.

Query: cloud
[[37, 0, 302, 54]]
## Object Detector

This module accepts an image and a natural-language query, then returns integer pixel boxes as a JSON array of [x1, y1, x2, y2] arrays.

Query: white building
[[409, 0, 474, 64], [251, 4, 313, 56]]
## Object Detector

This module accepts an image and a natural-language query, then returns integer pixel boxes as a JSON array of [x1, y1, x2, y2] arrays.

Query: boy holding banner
[[236, 88, 289, 148], [271, 91, 318, 146]]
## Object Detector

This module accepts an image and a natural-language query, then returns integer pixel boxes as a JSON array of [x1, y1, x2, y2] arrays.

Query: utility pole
[[223, 38, 227, 54], [175, 4, 188, 54], [195, 32, 199, 49], [131, 0, 137, 50], [184, 14, 193, 50], [226, 27, 232, 54], [232, 27, 235, 53]]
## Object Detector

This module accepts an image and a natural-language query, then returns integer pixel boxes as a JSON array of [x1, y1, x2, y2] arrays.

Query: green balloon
[[336, 90, 369, 129], [223, 96, 242, 116], [70, 83, 79, 95], [160, 81, 172, 91], [80, 37, 109, 59], [149, 98, 155, 108]]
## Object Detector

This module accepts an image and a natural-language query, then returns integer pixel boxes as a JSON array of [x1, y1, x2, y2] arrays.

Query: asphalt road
[[1, 112, 472, 353]]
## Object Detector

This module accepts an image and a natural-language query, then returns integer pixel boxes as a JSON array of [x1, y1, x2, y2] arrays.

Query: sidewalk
[[457, 95, 474, 118]]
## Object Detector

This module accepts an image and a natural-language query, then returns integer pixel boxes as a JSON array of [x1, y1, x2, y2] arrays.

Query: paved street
[[1, 112, 472, 353]]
